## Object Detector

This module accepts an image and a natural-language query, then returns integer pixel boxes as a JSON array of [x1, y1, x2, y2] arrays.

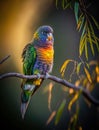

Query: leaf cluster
[[74, 2, 99, 60], [56, 0, 99, 60]]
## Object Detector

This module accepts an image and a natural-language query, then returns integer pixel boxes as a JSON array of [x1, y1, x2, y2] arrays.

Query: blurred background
[[0, 0, 99, 130]]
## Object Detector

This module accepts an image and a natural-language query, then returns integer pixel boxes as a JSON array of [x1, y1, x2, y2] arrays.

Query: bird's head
[[33, 25, 54, 46]]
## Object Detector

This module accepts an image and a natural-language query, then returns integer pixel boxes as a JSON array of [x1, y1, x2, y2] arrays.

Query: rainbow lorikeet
[[21, 25, 54, 119]]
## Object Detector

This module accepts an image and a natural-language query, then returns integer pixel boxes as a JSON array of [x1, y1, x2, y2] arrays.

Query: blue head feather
[[33, 25, 54, 46]]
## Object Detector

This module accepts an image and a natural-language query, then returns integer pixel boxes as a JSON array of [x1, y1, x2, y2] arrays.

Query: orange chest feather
[[36, 47, 54, 63]]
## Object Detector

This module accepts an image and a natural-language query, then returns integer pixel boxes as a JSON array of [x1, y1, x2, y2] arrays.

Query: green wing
[[22, 43, 36, 75]]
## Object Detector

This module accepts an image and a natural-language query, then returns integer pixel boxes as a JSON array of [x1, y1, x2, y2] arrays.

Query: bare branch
[[0, 55, 10, 64], [0, 72, 99, 106]]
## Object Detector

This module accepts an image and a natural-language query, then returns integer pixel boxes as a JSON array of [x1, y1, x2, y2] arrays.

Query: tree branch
[[0, 72, 99, 106], [0, 55, 10, 64]]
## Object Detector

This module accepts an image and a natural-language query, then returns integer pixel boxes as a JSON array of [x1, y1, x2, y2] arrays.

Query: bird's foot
[[36, 73, 41, 79], [45, 73, 49, 79]]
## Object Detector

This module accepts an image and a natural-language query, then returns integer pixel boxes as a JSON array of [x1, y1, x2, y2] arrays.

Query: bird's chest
[[33, 47, 54, 74], [36, 46, 54, 63]]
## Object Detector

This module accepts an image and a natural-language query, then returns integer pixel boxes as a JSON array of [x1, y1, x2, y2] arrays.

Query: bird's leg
[[44, 72, 49, 79], [36, 73, 41, 79], [36, 73, 49, 79]]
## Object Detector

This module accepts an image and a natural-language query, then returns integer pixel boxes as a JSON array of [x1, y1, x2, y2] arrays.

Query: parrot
[[21, 25, 54, 119]]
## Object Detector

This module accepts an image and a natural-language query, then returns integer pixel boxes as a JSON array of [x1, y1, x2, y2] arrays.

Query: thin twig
[[0, 55, 10, 64], [0, 72, 99, 106]]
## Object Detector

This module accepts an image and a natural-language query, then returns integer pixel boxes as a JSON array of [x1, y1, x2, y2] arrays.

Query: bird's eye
[[42, 30, 47, 35]]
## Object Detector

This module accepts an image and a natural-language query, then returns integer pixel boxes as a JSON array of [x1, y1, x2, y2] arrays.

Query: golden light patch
[[0, 0, 53, 72]]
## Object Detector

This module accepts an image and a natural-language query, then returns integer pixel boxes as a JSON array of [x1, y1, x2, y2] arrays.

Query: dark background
[[0, 0, 99, 130]]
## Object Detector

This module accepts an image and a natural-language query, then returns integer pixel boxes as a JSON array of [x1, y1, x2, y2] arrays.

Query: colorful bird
[[21, 25, 54, 119]]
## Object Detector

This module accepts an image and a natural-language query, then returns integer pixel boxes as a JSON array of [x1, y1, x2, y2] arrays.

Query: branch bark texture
[[0, 72, 99, 106]]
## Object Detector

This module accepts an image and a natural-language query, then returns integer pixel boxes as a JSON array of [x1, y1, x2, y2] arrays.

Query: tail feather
[[21, 96, 31, 119], [21, 79, 44, 119], [21, 84, 35, 119]]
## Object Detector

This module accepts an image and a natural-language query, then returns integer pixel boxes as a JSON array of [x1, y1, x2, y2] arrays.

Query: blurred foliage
[[45, 0, 99, 129], [55, 0, 99, 60], [46, 58, 99, 129], [46, 57, 99, 129], [68, 103, 81, 130]]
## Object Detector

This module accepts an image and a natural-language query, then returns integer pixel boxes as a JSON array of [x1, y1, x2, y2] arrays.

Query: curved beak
[[47, 33, 53, 41]]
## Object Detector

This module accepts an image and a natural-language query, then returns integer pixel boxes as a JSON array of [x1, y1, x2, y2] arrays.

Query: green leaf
[[68, 93, 79, 111], [89, 22, 99, 52], [60, 59, 73, 77], [91, 15, 99, 29], [84, 39, 88, 60], [64, 1, 71, 9], [77, 13, 84, 31], [85, 62, 90, 69], [74, 2, 79, 23], [90, 41, 95, 55], [79, 34, 86, 56], [81, 23, 86, 39], [76, 62, 82, 75], [87, 27, 95, 55], [77, 19, 82, 30], [78, 17, 85, 32], [84, 67, 92, 83], [55, 99, 66, 125], [78, 13, 83, 23]]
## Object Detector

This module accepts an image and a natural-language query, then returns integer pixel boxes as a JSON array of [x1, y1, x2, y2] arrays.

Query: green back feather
[[22, 43, 36, 75]]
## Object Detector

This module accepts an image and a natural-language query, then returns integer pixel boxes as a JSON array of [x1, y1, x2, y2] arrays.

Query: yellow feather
[[33, 79, 42, 86]]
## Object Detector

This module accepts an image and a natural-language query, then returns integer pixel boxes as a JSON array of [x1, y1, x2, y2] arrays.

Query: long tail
[[21, 84, 35, 119], [21, 79, 44, 119]]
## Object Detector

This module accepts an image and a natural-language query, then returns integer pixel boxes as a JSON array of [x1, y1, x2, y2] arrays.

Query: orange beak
[[47, 33, 52, 41], [47, 35, 52, 41]]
